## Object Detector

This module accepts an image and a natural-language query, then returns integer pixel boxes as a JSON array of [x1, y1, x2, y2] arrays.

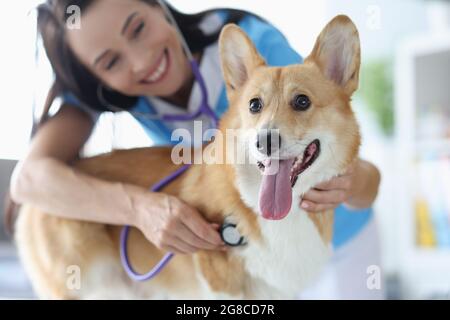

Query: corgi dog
[[15, 15, 361, 299]]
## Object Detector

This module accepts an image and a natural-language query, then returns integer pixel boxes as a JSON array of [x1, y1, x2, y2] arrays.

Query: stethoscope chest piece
[[220, 221, 247, 247]]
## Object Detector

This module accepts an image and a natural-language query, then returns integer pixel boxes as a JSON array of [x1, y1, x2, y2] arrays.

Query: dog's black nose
[[256, 129, 281, 156]]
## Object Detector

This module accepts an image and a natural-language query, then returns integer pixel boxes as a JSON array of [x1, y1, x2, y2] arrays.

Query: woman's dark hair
[[36, 0, 250, 126]]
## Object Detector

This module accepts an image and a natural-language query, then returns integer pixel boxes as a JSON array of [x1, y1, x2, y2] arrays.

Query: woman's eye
[[106, 56, 120, 70], [132, 22, 145, 39], [249, 98, 263, 114], [292, 94, 311, 111]]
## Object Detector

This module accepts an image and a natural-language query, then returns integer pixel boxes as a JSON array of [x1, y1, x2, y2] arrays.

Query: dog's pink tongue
[[259, 159, 294, 220]]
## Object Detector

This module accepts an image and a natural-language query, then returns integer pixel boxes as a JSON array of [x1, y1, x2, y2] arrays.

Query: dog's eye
[[249, 98, 263, 114], [292, 94, 311, 111]]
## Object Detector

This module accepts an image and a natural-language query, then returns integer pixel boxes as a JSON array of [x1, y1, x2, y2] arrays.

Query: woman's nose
[[129, 51, 154, 79], [131, 60, 150, 79]]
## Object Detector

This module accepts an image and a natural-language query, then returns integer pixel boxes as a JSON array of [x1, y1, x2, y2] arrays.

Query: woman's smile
[[139, 48, 170, 85]]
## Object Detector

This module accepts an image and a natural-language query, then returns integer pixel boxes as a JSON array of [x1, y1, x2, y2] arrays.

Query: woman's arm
[[10, 104, 134, 225], [343, 159, 381, 209], [10, 104, 224, 253], [299, 158, 381, 212]]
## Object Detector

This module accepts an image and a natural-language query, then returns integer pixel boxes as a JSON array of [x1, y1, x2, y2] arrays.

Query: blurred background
[[1, 0, 449, 299]]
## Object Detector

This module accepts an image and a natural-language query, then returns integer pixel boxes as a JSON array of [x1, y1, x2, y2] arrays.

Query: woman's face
[[66, 0, 191, 98]]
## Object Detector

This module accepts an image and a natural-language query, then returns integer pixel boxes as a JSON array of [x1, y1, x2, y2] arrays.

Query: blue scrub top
[[63, 11, 373, 249]]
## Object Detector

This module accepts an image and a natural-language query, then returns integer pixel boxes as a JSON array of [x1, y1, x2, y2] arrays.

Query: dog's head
[[218, 15, 361, 220]]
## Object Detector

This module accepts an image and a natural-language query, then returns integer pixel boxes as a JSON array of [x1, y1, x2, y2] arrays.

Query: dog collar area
[[220, 222, 247, 247]]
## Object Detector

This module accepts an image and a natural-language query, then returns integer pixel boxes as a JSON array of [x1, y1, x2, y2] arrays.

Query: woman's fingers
[[171, 235, 199, 254], [302, 188, 347, 204], [313, 175, 351, 191], [300, 200, 338, 212], [175, 221, 220, 251], [161, 234, 198, 254], [164, 230, 226, 254], [211, 223, 221, 230], [179, 207, 224, 247], [300, 188, 345, 212]]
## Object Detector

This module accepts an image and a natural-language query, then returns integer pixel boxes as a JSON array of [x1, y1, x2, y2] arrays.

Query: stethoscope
[[117, 0, 245, 282]]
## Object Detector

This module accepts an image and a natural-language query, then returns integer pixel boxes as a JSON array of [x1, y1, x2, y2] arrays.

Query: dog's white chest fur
[[234, 165, 331, 298]]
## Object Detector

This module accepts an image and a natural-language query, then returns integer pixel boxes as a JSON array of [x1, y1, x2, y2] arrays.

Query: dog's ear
[[219, 24, 265, 93], [305, 15, 361, 96]]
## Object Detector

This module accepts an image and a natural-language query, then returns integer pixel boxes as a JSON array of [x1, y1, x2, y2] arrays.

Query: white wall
[[0, 1, 43, 160], [325, 0, 429, 59]]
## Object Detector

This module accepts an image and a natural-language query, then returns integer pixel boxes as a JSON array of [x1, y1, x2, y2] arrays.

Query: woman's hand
[[134, 192, 226, 254], [299, 159, 380, 212]]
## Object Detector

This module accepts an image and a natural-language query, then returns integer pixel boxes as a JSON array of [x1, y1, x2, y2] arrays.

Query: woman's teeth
[[144, 52, 168, 83]]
